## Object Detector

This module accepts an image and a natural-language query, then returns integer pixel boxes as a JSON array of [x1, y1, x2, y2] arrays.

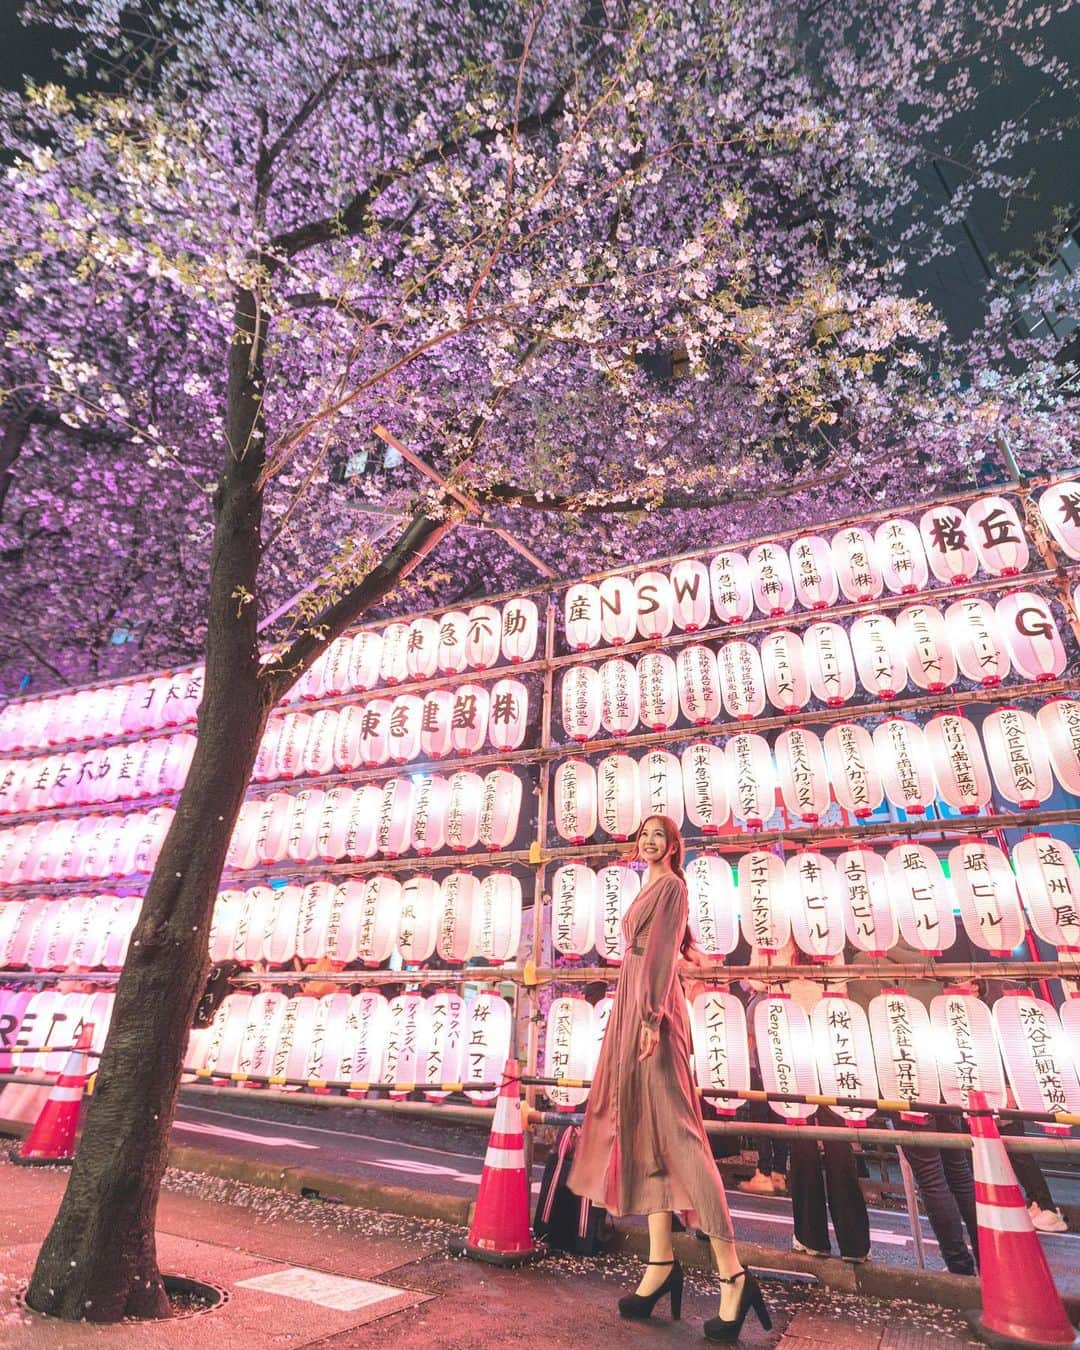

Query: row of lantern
[[544, 988, 1080, 1124], [0, 807, 173, 888], [563, 494, 1040, 649], [0, 989, 114, 1074], [0, 893, 139, 970], [0, 734, 196, 818], [185, 989, 512, 1103], [551, 834, 1080, 963], [560, 593, 1069, 739], [552, 704, 1080, 844]]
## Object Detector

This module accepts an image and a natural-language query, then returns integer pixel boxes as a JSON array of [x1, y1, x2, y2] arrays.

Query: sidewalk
[[0, 1158, 990, 1348]]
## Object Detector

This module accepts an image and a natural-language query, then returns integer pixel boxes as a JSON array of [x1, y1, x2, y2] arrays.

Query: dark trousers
[[789, 1134, 870, 1258], [900, 1119, 979, 1276], [747, 1074, 788, 1174], [999, 1119, 1054, 1211]]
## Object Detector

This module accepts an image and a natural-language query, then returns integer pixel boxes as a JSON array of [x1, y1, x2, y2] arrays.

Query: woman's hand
[[638, 1023, 660, 1062]]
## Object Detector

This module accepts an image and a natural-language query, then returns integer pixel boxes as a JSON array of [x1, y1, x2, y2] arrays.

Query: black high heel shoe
[[703, 1268, 771, 1343], [617, 1259, 684, 1321]]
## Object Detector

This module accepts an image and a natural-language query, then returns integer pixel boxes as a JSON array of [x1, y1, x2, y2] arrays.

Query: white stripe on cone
[[972, 1135, 1018, 1187], [483, 1146, 525, 1169], [43, 1086, 85, 1103], [976, 1203, 1033, 1234], [491, 1095, 518, 1134]]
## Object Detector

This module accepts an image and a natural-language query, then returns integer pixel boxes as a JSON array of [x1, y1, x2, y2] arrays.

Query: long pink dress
[[567, 873, 734, 1238]]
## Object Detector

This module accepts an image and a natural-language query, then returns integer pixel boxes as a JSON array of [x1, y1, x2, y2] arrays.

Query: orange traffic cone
[[11, 1024, 94, 1167], [966, 1091, 1079, 1349], [450, 1059, 545, 1267]]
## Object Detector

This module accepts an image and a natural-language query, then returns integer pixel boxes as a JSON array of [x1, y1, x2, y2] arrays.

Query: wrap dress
[[567, 873, 734, 1238]]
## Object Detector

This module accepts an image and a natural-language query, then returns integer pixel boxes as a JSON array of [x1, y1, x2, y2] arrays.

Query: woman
[[568, 815, 770, 1342]]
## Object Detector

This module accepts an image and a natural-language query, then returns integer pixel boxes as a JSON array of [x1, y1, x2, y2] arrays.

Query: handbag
[[532, 1125, 613, 1256]]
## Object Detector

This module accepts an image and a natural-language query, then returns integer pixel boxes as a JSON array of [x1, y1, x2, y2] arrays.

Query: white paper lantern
[[670, 559, 712, 632], [686, 853, 738, 956], [597, 753, 641, 841], [293, 880, 335, 960], [472, 871, 522, 963], [924, 713, 992, 815], [949, 840, 1026, 956], [438, 872, 479, 963], [274, 712, 312, 780], [501, 597, 540, 664], [386, 694, 423, 763], [850, 613, 906, 700], [437, 610, 469, 674], [1038, 699, 1080, 796], [253, 719, 285, 782], [875, 518, 929, 596], [236, 992, 289, 1081], [636, 652, 678, 730], [1012, 835, 1080, 951], [405, 617, 441, 680], [397, 875, 441, 965], [487, 678, 529, 751], [761, 631, 810, 713], [316, 992, 368, 1087], [884, 843, 956, 955], [1039, 481, 1080, 561], [421, 990, 467, 1101], [919, 506, 978, 584], [724, 733, 776, 829], [551, 863, 597, 957], [450, 683, 490, 756], [599, 659, 639, 736], [677, 645, 721, 726], [299, 709, 336, 777], [357, 698, 393, 767], [681, 742, 729, 835], [738, 850, 790, 954], [479, 768, 522, 851], [690, 991, 749, 1113], [342, 785, 382, 860], [545, 997, 595, 1109], [995, 592, 1067, 682], [754, 995, 819, 1121], [717, 640, 766, 721], [383, 993, 430, 1095], [966, 495, 1029, 577], [930, 990, 1006, 1108], [376, 777, 414, 857], [463, 992, 513, 1103], [446, 771, 484, 851], [319, 637, 353, 699], [564, 584, 602, 651], [804, 622, 857, 706], [379, 622, 411, 686], [598, 575, 638, 646], [286, 789, 327, 862], [635, 570, 675, 639], [983, 707, 1054, 809], [420, 689, 454, 760], [594, 863, 639, 963], [103, 895, 140, 968], [836, 847, 897, 956], [355, 875, 401, 965], [748, 542, 795, 616], [789, 535, 838, 610], [410, 774, 449, 855], [896, 604, 956, 693], [325, 880, 361, 963], [869, 990, 939, 1108], [775, 727, 831, 824], [263, 885, 304, 965], [994, 992, 1080, 1122], [562, 666, 601, 742], [823, 723, 882, 819], [832, 526, 883, 603], [709, 551, 753, 624], [812, 995, 879, 1122], [637, 749, 684, 827], [466, 605, 502, 670], [1061, 997, 1080, 1082], [874, 718, 936, 815], [554, 759, 597, 844], [946, 596, 1011, 688], [788, 851, 845, 960], [347, 630, 383, 692]]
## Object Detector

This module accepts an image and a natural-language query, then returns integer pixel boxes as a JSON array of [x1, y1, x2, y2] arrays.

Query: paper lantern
[[598, 575, 638, 646], [342, 785, 382, 860], [273, 711, 312, 779], [874, 718, 935, 815], [384, 695, 422, 764], [252, 719, 284, 782], [670, 559, 712, 632], [761, 631, 810, 714], [594, 863, 639, 963], [294, 650, 328, 703], [446, 771, 484, 851], [869, 990, 939, 1108], [487, 678, 529, 751], [1013, 835, 1080, 951], [545, 997, 595, 1110], [324, 879, 364, 964], [562, 666, 601, 743], [924, 714, 992, 816], [396, 875, 440, 965], [5, 897, 48, 966], [748, 542, 795, 616], [636, 652, 678, 730], [0, 898, 27, 965], [850, 614, 906, 700], [265, 994, 321, 1085], [995, 592, 1067, 682], [717, 640, 766, 721], [160, 733, 196, 795], [946, 597, 1011, 687], [994, 992, 1080, 1124], [12, 991, 66, 1072], [836, 847, 897, 956], [23, 900, 62, 971], [896, 604, 955, 693], [788, 851, 845, 960], [685, 853, 738, 956], [0, 760, 26, 814], [437, 610, 469, 674], [315, 992, 370, 1086], [409, 774, 447, 856], [479, 768, 522, 851], [804, 622, 857, 707], [354, 875, 401, 965], [383, 993, 430, 1095], [812, 995, 879, 1122], [635, 570, 675, 639], [421, 990, 467, 1102], [709, 551, 753, 624], [358, 698, 393, 767], [249, 793, 291, 867], [884, 843, 956, 955], [46, 899, 94, 974], [875, 518, 929, 596], [823, 723, 882, 819], [258, 884, 302, 964], [949, 840, 1026, 956], [1039, 480, 1080, 560], [103, 895, 140, 968], [738, 850, 790, 955], [789, 535, 838, 610], [130, 739, 170, 801], [681, 742, 729, 835], [298, 709, 336, 778], [597, 753, 641, 840], [501, 597, 540, 663], [237, 991, 289, 1080], [318, 637, 353, 699], [554, 759, 597, 844], [724, 733, 776, 829], [775, 727, 830, 824], [472, 871, 522, 963], [420, 688, 454, 759], [690, 991, 749, 1114], [832, 526, 882, 603], [551, 863, 596, 957], [68, 894, 116, 969], [599, 658, 639, 736], [450, 683, 490, 756], [983, 707, 1054, 809], [1038, 699, 1080, 796], [347, 630, 383, 692], [966, 495, 1029, 576], [754, 995, 819, 1121], [637, 749, 684, 827], [930, 990, 1007, 1108], [466, 604, 501, 670], [564, 584, 602, 651], [229, 885, 273, 963], [438, 872, 479, 963], [134, 807, 173, 876], [919, 506, 978, 584], [677, 645, 721, 726], [379, 622, 411, 685], [0, 990, 33, 1072], [194, 992, 254, 1080], [1060, 998, 1080, 1079], [376, 777, 414, 857], [292, 880, 335, 960], [405, 617, 441, 680], [463, 992, 513, 1103]]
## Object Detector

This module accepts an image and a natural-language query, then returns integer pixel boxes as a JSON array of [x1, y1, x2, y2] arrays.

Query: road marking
[[369, 1156, 480, 1184], [728, 1206, 929, 1248], [236, 1267, 405, 1311], [173, 1120, 318, 1149]]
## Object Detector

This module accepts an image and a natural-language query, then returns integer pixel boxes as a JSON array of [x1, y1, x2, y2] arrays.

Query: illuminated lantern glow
[[463, 992, 513, 1103], [564, 584, 602, 651], [983, 707, 1054, 809], [738, 850, 790, 955], [949, 840, 1026, 956], [274, 712, 313, 780], [896, 604, 956, 693], [342, 784, 382, 860], [561, 666, 601, 743], [995, 592, 1067, 682], [410, 774, 449, 855], [1038, 699, 1080, 796], [133, 807, 173, 876], [437, 610, 469, 674], [331, 706, 363, 773], [788, 851, 845, 960], [884, 843, 956, 955], [1013, 835, 1080, 951], [339, 991, 392, 1090], [717, 640, 766, 721], [637, 749, 684, 827], [103, 895, 140, 968], [318, 637, 352, 699], [850, 613, 906, 700], [946, 597, 1010, 687], [294, 881, 336, 961], [551, 863, 597, 957], [238, 992, 289, 1081], [358, 698, 394, 767], [313, 786, 354, 862], [472, 871, 522, 963], [930, 989, 1007, 1108], [466, 604, 502, 670], [252, 792, 295, 866], [347, 630, 383, 692], [421, 990, 467, 1102], [681, 742, 729, 835], [869, 990, 939, 1109], [1060, 997, 1080, 1083], [294, 650, 328, 703], [689, 991, 749, 1114], [159, 733, 196, 795], [635, 570, 675, 639], [405, 617, 440, 680], [397, 875, 441, 965], [994, 992, 1080, 1126], [812, 995, 879, 1122], [263, 994, 318, 1086], [450, 683, 490, 756], [252, 719, 284, 782], [69, 894, 116, 970], [24, 901, 63, 971], [487, 678, 529, 752], [874, 718, 935, 815], [598, 575, 638, 647], [0, 990, 33, 1073], [966, 495, 1030, 577], [438, 872, 479, 963], [302, 709, 338, 777], [924, 714, 992, 816], [6, 897, 48, 966], [597, 753, 641, 841], [261, 884, 303, 964], [599, 658, 639, 736], [501, 597, 539, 664], [823, 723, 883, 819], [686, 853, 738, 956], [754, 995, 819, 1121], [0, 899, 28, 966], [376, 777, 415, 857], [315, 992, 367, 1087], [832, 526, 883, 603], [775, 727, 831, 824], [636, 652, 678, 730], [724, 733, 776, 830], [761, 631, 810, 714], [0, 759, 28, 814], [789, 535, 838, 610], [379, 622, 411, 685], [445, 771, 484, 852], [677, 645, 721, 726], [419, 688, 454, 759], [327, 879, 365, 964], [1039, 481, 1080, 560], [479, 768, 522, 851], [355, 875, 401, 965], [545, 997, 595, 1109], [383, 993, 430, 1096], [14, 991, 66, 1073], [709, 551, 753, 624], [188, 992, 251, 1080], [554, 759, 597, 844], [230, 885, 275, 963], [803, 622, 857, 707], [875, 518, 929, 596], [670, 559, 712, 632], [594, 863, 639, 963], [748, 542, 795, 617], [919, 506, 978, 584], [837, 847, 897, 956], [130, 739, 170, 801]]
